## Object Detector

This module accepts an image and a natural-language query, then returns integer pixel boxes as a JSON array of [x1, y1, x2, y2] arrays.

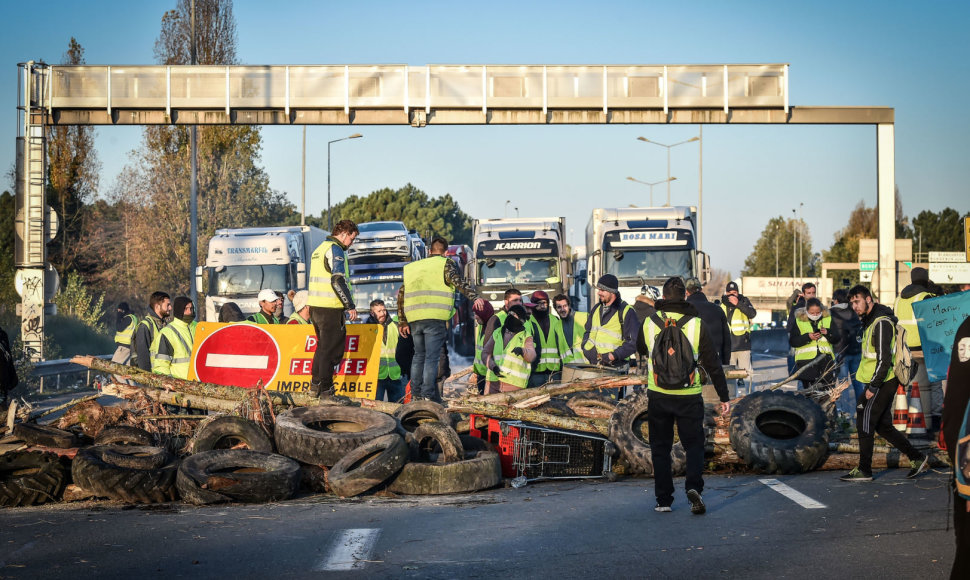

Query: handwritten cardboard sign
[[913, 290, 970, 381]]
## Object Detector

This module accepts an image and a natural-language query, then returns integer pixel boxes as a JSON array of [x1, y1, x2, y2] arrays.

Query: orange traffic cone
[[892, 383, 909, 432], [907, 381, 927, 436]]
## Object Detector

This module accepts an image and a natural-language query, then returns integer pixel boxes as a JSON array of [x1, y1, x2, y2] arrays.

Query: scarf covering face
[[503, 305, 527, 334]]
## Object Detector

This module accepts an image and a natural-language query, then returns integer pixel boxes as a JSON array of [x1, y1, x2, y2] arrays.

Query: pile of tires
[[608, 391, 687, 477], [729, 390, 829, 474]]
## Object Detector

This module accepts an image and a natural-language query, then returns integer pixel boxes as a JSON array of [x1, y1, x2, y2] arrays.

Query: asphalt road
[[0, 467, 956, 579]]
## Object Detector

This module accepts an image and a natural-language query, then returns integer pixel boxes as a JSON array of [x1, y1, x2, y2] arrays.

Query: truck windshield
[[352, 280, 403, 311], [478, 258, 559, 285], [604, 249, 693, 281], [208, 264, 289, 296]]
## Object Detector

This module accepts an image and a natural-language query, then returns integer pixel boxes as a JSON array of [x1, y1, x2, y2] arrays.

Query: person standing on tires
[[643, 277, 729, 514], [398, 236, 484, 403], [721, 281, 757, 392], [307, 219, 359, 398], [841, 285, 928, 482]]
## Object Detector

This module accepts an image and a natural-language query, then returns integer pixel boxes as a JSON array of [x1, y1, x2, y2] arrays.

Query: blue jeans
[[409, 320, 448, 401], [376, 377, 405, 403]]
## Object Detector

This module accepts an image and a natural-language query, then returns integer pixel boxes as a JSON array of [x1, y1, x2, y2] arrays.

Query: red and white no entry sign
[[193, 324, 281, 388]]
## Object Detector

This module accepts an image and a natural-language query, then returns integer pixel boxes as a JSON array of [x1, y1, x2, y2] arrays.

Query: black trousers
[[953, 484, 970, 579], [856, 378, 922, 473], [310, 306, 346, 391], [647, 392, 706, 507]]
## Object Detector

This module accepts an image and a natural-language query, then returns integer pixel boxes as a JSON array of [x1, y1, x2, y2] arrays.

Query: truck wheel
[[0, 451, 67, 507], [95, 426, 153, 446], [99, 445, 173, 470], [176, 450, 301, 505], [72, 445, 178, 504], [13, 422, 78, 448], [394, 400, 453, 436], [274, 406, 397, 467], [388, 451, 501, 495], [190, 416, 273, 454], [410, 421, 464, 464], [729, 390, 829, 474], [329, 434, 409, 497], [608, 391, 687, 476]]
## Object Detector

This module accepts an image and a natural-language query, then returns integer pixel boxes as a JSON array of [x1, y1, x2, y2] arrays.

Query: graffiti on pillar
[[16, 269, 45, 360]]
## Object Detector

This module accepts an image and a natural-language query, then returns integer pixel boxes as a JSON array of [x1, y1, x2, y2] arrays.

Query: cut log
[[464, 375, 644, 406], [448, 401, 609, 436], [765, 356, 828, 391], [100, 383, 244, 413], [31, 394, 104, 421]]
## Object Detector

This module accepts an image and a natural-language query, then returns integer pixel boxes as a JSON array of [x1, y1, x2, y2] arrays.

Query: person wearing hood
[[830, 288, 864, 411], [218, 302, 245, 323], [721, 281, 757, 390], [153, 296, 196, 380], [941, 315, 970, 579], [641, 277, 730, 514], [632, 285, 659, 323], [483, 304, 535, 393], [895, 266, 945, 434], [366, 299, 405, 403], [286, 290, 311, 325], [110, 302, 138, 385], [526, 290, 569, 387], [582, 274, 640, 369], [684, 278, 732, 386], [841, 285, 928, 482], [788, 297, 840, 390]]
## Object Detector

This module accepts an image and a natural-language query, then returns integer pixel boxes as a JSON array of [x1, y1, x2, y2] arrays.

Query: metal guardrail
[[30, 354, 112, 393]]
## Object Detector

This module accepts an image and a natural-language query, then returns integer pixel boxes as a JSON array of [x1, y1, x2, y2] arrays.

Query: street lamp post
[[626, 176, 677, 207], [791, 208, 797, 279], [505, 200, 511, 218], [637, 135, 699, 206], [327, 133, 363, 230]]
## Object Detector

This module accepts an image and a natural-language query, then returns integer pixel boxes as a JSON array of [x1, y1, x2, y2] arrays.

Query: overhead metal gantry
[[15, 62, 897, 359]]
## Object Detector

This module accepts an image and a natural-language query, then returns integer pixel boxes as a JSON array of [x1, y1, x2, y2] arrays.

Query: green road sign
[[859, 261, 878, 271]]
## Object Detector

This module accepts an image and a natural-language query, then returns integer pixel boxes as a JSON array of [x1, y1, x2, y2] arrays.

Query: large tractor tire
[[274, 406, 397, 467], [0, 451, 67, 507], [608, 391, 687, 477], [729, 390, 829, 474]]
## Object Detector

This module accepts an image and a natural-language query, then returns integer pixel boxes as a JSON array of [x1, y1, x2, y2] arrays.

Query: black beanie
[[173, 296, 192, 319], [597, 274, 620, 294]]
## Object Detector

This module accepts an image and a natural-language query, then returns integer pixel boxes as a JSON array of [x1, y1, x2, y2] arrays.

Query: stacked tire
[[729, 390, 829, 474]]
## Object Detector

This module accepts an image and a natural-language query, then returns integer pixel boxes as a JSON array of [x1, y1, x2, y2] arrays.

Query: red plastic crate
[[468, 414, 519, 477]]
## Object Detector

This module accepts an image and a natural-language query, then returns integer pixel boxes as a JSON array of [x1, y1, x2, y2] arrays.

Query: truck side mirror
[[697, 251, 712, 284], [195, 266, 204, 295], [297, 263, 307, 288]]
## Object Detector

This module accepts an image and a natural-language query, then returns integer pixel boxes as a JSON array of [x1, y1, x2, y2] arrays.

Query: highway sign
[[859, 261, 878, 271], [193, 324, 281, 388], [930, 262, 970, 284], [860, 271, 873, 282], [928, 251, 965, 263]]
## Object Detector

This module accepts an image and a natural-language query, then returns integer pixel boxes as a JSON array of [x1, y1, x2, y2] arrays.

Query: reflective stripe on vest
[[530, 316, 565, 372], [488, 328, 530, 389], [140, 317, 164, 367], [402, 256, 454, 322], [721, 304, 751, 336], [643, 311, 703, 395], [474, 323, 488, 375], [893, 292, 931, 348], [856, 316, 896, 384], [793, 315, 835, 361], [562, 311, 588, 364], [152, 319, 194, 379], [114, 314, 138, 346], [378, 322, 402, 380], [584, 304, 633, 360], [308, 241, 352, 308]]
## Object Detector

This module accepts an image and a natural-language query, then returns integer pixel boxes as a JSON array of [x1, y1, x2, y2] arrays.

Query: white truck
[[472, 217, 570, 309], [585, 207, 709, 309], [196, 226, 329, 321]]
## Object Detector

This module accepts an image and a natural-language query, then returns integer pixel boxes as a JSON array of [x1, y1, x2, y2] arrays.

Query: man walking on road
[[643, 277, 730, 514], [307, 219, 359, 398], [132, 291, 171, 372], [840, 285, 928, 482], [398, 236, 484, 402], [721, 281, 757, 392]]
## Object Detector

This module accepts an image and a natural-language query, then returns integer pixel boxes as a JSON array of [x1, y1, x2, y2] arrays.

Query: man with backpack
[[640, 277, 730, 515], [840, 285, 928, 482]]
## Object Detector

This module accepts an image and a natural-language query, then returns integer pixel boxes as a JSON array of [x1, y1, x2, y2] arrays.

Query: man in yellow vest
[[153, 296, 196, 380], [553, 294, 588, 365], [841, 285, 928, 482], [642, 277, 729, 514], [132, 291, 171, 372], [398, 236, 485, 403], [110, 302, 138, 385], [368, 299, 405, 402], [721, 281, 757, 390], [894, 267, 944, 434], [247, 289, 283, 324], [527, 290, 569, 387], [581, 274, 639, 369], [307, 219, 359, 398]]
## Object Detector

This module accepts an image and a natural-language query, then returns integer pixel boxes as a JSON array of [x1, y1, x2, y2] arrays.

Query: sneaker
[[840, 468, 873, 482], [686, 489, 706, 515], [654, 504, 672, 513], [906, 455, 929, 479]]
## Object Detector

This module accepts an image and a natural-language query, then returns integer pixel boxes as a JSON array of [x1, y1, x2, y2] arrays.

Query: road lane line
[[316, 528, 381, 571], [759, 478, 827, 509], [204, 353, 269, 369]]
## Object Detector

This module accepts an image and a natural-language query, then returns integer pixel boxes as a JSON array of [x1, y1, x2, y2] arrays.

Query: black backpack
[[650, 313, 698, 389]]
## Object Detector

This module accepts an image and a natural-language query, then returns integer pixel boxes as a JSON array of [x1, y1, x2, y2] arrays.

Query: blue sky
[[2, 0, 968, 276]]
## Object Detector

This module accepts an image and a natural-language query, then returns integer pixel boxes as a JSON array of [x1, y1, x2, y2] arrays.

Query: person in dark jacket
[[840, 285, 927, 482], [830, 288, 863, 412], [683, 277, 733, 389], [218, 302, 245, 323], [786, 282, 817, 374], [632, 285, 659, 323], [0, 326, 17, 406], [132, 292, 171, 372], [788, 298, 840, 390], [895, 267, 945, 435], [721, 281, 757, 390], [941, 316, 970, 579], [582, 274, 640, 369]]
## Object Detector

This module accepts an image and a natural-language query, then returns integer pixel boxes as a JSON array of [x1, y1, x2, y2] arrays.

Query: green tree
[[742, 216, 816, 277], [912, 207, 969, 256], [316, 184, 474, 245], [0, 191, 18, 318], [53, 271, 105, 332]]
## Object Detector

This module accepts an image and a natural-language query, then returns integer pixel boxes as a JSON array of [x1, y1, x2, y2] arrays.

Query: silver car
[[347, 221, 416, 263]]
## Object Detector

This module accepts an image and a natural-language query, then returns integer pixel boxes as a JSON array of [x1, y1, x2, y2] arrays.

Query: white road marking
[[759, 478, 827, 509], [316, 528, 381, 571], [204, 353, 268, 369]]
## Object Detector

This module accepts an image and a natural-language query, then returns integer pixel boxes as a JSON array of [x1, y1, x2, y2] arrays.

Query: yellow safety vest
[[793, 315, 834, 362], [562, 311, 588, 364], [140, 316, 165, 369], [721, 303, 751, 336], [308, 241, 352, 308], [474, 323, 488, 375], [286, 312, 310, 325], [583, 303, 633, 360], [893, 291, 932, 349], [856, 316, 896, 385], [402, 256, 454, 322], [248, 311, 278, 324], [643, 311, 703, 396], [530, 316, 566, 373], [152, 319, 194, 379], [378, 321, 402, 380], [487, 328, 530, 389], [114, 314, 138, 346]]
